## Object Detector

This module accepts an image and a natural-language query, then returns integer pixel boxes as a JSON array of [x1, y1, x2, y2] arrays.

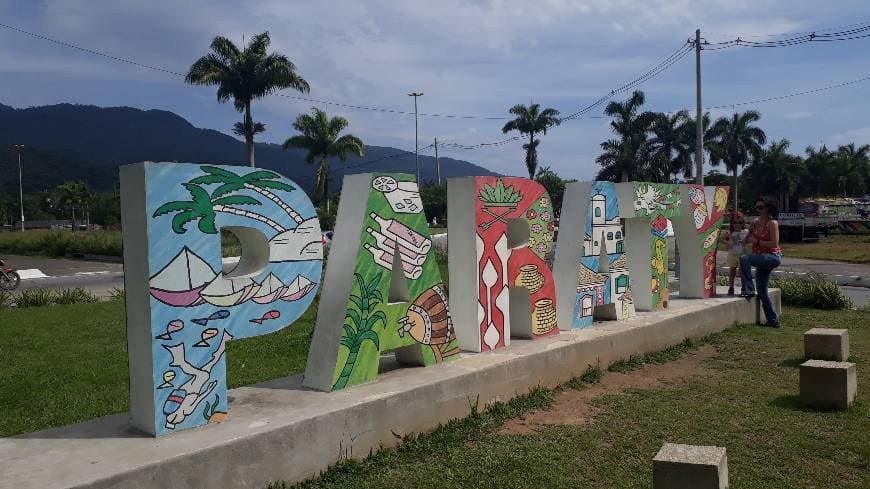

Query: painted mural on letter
[[475, 177, 559, 351], [573, 181, 635, 328], [332, 174, 458, 390], [686, 184, 729, 297], [632, 182, 681, 310], [145, 163, 322, 435]]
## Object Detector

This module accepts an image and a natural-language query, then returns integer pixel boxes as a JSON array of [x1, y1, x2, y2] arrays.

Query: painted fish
[[193, 328, 219, 347], [155, 319, 184, 340], [250, 310, 281, 324], [192, 310, 230, 326]]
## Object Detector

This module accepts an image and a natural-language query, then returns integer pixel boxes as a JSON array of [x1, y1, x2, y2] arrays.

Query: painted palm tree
[[596, 91, 655, 182], [707, 111, 767, 209], [283, 108, 365, 212], [646, 110, 693, 183], [501, 103, 561, 179], [153, 183, 286, 234], [189, 166, 304, 224], [333, 272, 386, 390], [186, 32, 310, 167]]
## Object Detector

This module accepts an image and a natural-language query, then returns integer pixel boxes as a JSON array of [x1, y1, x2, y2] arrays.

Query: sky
[[0, 0, 868, 179]]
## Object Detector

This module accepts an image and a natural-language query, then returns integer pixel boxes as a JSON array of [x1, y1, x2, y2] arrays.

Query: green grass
[[607, 338, 697, 373], [780, 234, 870, 264], [272, 307, 870, 489], [0, 299, 317, 436], [0, 230, 123, 257]]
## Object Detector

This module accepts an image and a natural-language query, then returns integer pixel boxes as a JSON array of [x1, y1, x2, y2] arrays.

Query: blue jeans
[[740, 253, 782, 325]]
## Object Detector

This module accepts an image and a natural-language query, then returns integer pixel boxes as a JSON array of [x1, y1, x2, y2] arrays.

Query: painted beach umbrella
[[281, 275, 316, 301], [252, 273, 289, 304], [200, 273, 261, 307], [149, 247, 217, 307]]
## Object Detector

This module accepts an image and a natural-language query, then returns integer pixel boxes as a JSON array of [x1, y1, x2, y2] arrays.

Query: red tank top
[[751, 220, 782, 254]]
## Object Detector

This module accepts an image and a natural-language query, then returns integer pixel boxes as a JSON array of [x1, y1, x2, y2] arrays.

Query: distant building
[[11, 220, 73, 230]]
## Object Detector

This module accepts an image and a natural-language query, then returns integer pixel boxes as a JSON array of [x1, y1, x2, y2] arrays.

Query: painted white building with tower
[[583, 193, 624, 257]]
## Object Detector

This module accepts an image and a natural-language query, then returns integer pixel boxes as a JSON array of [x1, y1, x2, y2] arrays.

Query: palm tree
[[153, 183, 286, 234], [646, 110, 693, 183], [283, 108, 365, 212], [833, 143, 870, 196], [595, 91, 655, 182], [189, 166, 303, 224], [707, 111, 767, 209], [744, 140, 803, 211], [186, 32, 310, 167], [501, 103, 561, 179]]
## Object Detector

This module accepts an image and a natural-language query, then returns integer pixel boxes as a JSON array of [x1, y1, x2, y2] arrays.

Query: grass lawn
[[0, 299, 316, 436], [780, 233, 870, 264], [275, 307, 870, 489]]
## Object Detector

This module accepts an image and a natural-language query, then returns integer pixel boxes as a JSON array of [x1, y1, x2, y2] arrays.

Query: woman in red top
[[739, 198, 783, 327]]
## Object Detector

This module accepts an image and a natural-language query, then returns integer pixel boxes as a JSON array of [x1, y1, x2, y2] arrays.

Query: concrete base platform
[[0, 288, 778, 489]]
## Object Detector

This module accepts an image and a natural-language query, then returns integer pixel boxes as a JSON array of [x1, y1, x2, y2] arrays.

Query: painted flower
[[542, 233, 553, 242], [531, 223, 543, 233], [536, 243, 547, 253], [547, 222, 555, 232], [539, 197, 550, 207], [527, 209, 537, 220], [540, 211, 552, 222], [529, 236, 537, 246], [652, 215, 668, 233]]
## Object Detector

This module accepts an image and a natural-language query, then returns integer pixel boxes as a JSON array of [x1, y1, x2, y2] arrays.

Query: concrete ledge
[[0, 288, 778, 489]]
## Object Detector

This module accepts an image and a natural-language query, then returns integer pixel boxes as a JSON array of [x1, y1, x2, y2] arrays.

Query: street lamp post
[[14, 144, 24, 231], [408, 92, 424, 184]]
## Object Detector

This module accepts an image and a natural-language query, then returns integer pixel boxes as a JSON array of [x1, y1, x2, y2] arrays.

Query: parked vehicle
[[778, 212, 838, 242], [0, 258, 21, 291]]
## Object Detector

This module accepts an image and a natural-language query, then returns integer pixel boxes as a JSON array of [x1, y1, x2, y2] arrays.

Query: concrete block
[[800, 360, 857, 410], [804, 328, 849, 361], [653, 443, 728, 489]]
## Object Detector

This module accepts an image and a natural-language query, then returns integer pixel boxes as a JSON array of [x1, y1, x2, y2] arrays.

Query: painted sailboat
[[149, 247, 217, 307], [200, 273, 261, 307], [281, 275, 317, 302], [252, 273, 289, 304]]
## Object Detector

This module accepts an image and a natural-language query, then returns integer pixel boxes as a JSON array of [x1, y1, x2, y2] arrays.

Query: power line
[[702, 73, 870, 111], [701, 22, 870, 50], [705, 19, 870, 40]]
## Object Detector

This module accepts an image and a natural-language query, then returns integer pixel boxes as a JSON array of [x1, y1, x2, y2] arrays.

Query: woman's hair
[[756, 198, 779, 219], [729, 211, 744, 231]]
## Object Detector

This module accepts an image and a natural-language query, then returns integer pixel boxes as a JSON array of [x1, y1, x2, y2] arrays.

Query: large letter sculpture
[[615, 182, 682, 311], [554, 181, 635, 329], [121, 162, 322, 435], [673, 184, 730, 298], [304, 174, 458, 391], [448, 177, 559, 352]]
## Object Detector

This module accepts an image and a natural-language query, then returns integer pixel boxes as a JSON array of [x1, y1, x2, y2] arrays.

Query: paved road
[[4, 254, 123, 298]]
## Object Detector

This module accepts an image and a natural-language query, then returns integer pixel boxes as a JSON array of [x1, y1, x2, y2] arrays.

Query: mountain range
[[0, 103, 497, 194]]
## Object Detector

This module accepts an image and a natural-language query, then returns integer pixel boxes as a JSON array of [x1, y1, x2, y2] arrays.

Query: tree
[[186, 32, 309, 167], [595, 91, 655, 182], [189, 166, 302, 224], [501, 103, 561, 179], [743, 139, 803, 212], [283, 108, 365, 212], [534, 166, 567, 217], [832, 143, 870, 196], [646, 110, 693, 183], [55, 181, 93, 230], [707, 111, 767, 209]]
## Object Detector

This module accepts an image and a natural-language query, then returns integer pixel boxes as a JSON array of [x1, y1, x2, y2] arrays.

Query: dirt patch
[[499, 344, 718, 435]]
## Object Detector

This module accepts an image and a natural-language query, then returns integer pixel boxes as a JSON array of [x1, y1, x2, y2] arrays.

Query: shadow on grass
[[777, 357, 805, 368], [767, 394, 851, 413]]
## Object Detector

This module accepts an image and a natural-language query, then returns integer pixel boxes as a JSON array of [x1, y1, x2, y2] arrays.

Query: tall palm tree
[[283, 108, 365, 212], [501, 103, 561, 179], [744, 139, 803, 211], [707, 111, 767, 209], [646, 110, 693, 183], [596, 91, 655, 182], [833, 143, 870, 196], [189, 166, 303, 223], [186, 32, 310, 167], [153, 183, 286, 234]]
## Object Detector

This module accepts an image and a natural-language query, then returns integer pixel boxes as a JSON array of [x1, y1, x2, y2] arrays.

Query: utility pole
[[14, 144, 25, 231], [408, 92, 424, 183], [434, 137, 441, 185], [694, 29, 704, 185]]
